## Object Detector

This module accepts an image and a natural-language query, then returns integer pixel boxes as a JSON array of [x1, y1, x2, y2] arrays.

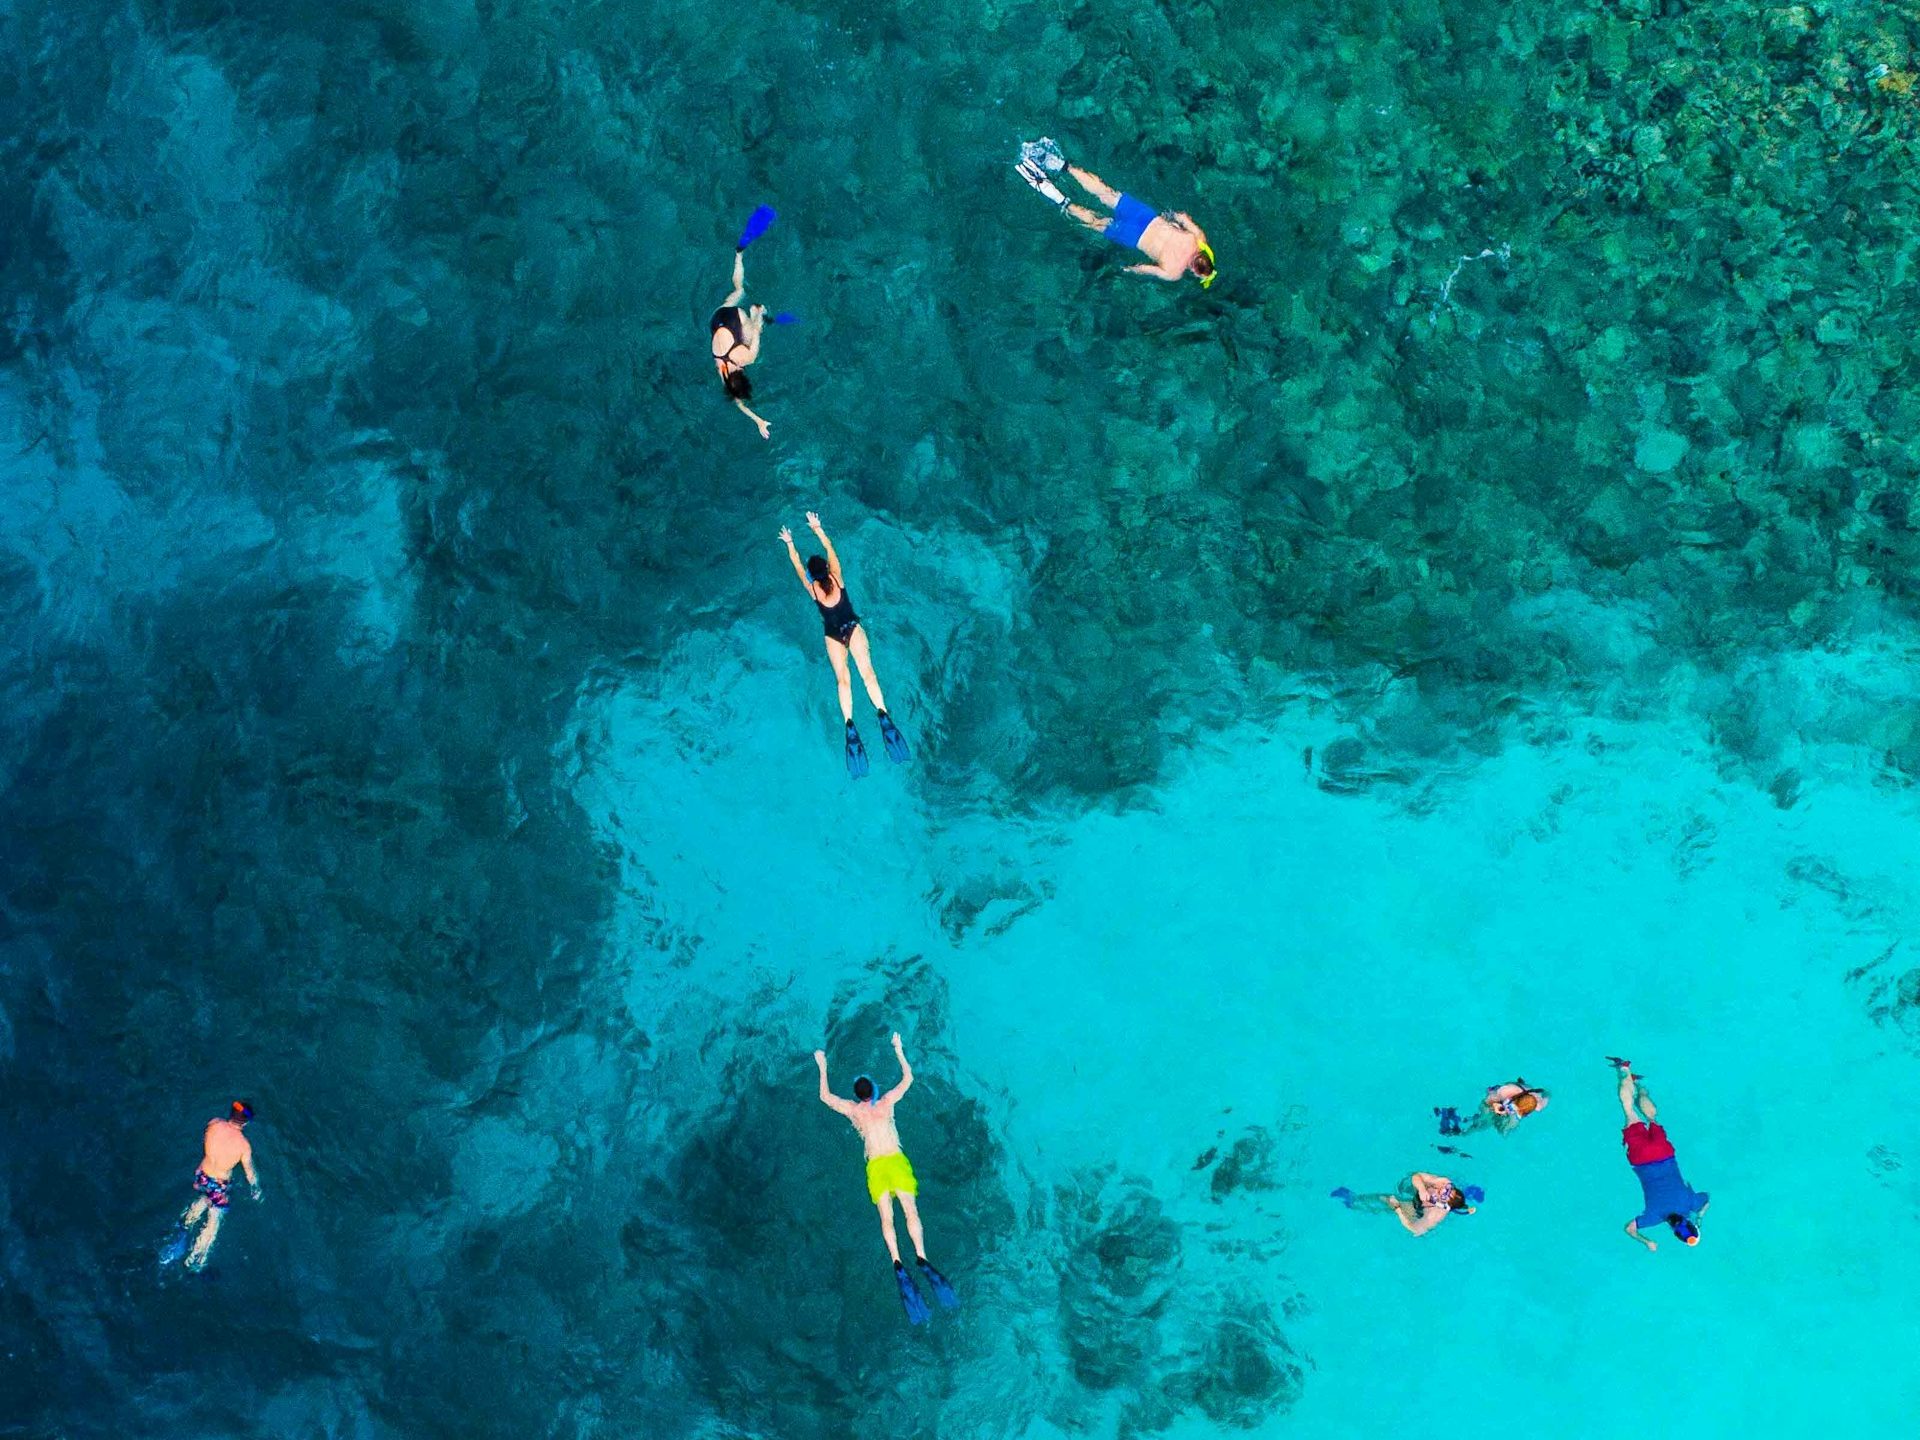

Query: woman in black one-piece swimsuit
[[713, 248, 773, 439], [779, 512, 909, 778]]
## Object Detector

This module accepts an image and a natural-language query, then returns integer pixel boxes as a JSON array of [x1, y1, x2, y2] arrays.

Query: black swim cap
[[852, 1075, 875, 1101], [807, 555, 832, 585], [724, 369, 752, 400]]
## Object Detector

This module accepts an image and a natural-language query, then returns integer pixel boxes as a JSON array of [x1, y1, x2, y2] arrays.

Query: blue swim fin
[[845, 721, 870, 779], [771, 311, 800, 325], [1329, 1187, 1356, 1208], [877, 710, 910, 764], [158, 1224, 191, 1265], [917, 1258, 960, 1310], [894, 1262, 931, 1324], [1435, 1105, 1462, 1136], [736, 205, 777, 250]]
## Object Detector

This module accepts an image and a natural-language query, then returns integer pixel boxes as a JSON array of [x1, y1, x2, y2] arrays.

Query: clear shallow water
[[4, 0, 1920, 1435]]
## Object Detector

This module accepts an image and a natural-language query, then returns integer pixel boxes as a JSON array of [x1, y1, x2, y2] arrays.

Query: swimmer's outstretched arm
[[814, 1050, 856, 1115], [723, 250, 746, 308], [1125, 259, 1186, 282], [1171, 212, 1209, 246], [778, 527, 811, 590], [239, 1141, 261, 1200], [806, 512, 843, 584], [735, 398, 772, 440], [882, 1031, 913, 1104]]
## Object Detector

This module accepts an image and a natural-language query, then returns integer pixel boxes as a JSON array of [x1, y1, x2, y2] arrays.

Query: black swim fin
[[845, 721, 869, 779], [1435, 1105, 1462, 1136], [877, 710, 910, 764], [894, 1261, 930, 1324], [917, 1257, 960, 1310]]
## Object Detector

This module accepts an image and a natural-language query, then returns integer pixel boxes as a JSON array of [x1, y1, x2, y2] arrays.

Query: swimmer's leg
[[1066, 166, 1121, 208], [180, 1196, 209, 1229], [1333, 1190, 1394, 1214], [1636, 1082, 1658, 1123], [1065, 204, 1114, 237], [875, 1192, 904, 1266], [824, 637, 855, 723], [847, 626, 888, 712], [897, 1190, 929, 1263], [1616, 1064, 1642, 1126], [185, 1206, 223, 1271]]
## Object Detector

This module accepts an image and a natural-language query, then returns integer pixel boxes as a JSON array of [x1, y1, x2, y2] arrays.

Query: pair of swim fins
[[1016, 136, 1070, 210], [894, 1258, 960, 1324], [846, 711, 909, 779]]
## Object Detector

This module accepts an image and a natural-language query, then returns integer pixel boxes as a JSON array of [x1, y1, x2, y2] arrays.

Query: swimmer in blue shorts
[[1017, 141, 1214, 286]]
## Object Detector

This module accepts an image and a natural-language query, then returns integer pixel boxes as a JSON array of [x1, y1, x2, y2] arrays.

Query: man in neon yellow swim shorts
[[814, 1031, 961, 1324]]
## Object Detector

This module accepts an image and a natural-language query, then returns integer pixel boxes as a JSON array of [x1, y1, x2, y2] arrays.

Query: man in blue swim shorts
[[1016, 141, 1215, 286]]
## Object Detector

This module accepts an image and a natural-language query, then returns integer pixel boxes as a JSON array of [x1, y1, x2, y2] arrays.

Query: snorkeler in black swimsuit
[[712, 252, 772, 439], [779, 512, 910, 778], [816, 579, 860, 645]]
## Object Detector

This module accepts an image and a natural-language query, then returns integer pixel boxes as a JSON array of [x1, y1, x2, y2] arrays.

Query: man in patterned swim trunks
[[814, 1032, 960, 1322], [179, 1100, 262, 1271]]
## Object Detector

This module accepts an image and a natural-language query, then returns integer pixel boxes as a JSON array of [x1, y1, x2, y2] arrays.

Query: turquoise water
[[5, 0, 1920, 1434]]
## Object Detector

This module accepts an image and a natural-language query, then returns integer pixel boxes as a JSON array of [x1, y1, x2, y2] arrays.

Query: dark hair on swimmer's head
[[807, 555, 832, 586], [852, 1075, 875, 1102], [1447, 1186, 1471, 1211], [724, 368, 752, 401], [231, 1099, 255, 1124], [1192, 251, 1215, 277]]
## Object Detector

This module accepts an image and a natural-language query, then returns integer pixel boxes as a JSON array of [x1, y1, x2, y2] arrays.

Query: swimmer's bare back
[[845, 1100, 905, 1160], [1124, 211, 1208, 282], [199, 1117, 254, 1183]]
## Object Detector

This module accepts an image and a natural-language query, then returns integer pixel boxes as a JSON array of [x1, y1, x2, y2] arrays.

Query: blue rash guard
[[1631, 1156, 1710, 1231]]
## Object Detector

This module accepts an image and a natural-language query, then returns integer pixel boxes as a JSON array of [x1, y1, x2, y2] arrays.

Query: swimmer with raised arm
[[712, 248, 772, 439], [166, 1100, 261, 1271], [1613, 1058, 1711, 1251], [1016, 139, 1215, 286], [779, 512, 909, 778], [815, 1033, 959, 1323]]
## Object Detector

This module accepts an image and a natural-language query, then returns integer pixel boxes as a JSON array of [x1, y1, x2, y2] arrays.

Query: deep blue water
[[4, 1, 1920, 1435]]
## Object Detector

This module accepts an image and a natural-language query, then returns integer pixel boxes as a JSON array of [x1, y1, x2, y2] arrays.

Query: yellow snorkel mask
[[1194, 241, 1217, 289]]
